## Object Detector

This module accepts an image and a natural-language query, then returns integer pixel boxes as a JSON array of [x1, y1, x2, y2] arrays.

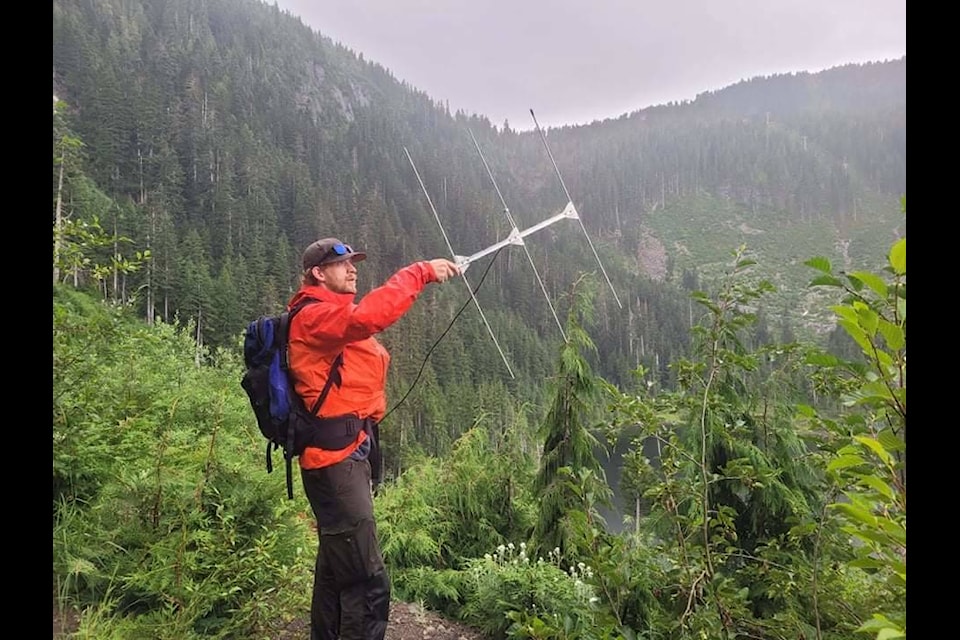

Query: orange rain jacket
[[287, 261, 441, 470]]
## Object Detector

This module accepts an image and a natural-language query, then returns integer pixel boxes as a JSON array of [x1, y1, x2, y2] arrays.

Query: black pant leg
[[302, 458, 374, 530], [337, 568, 390, 640], [310, 544, 339, 640], [366, 569, 391, 640], [337, 580, 367, 640], [302, 459, 390, 640]]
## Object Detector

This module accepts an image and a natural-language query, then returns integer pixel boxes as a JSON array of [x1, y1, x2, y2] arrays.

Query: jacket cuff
[[421, 260, 440, 283]]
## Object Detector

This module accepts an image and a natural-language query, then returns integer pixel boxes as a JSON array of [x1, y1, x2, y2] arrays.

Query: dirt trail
[[54, 593, 487, 640]]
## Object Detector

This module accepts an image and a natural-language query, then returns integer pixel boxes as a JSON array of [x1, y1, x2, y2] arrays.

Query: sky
[[270, 0, 905, 130]]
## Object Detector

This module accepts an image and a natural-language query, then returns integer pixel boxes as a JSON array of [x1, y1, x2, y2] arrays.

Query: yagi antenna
[[529, 109, 623, 309], [404, 114, 623, 377], [467, 128, 568, 342], [403, 146, 516, 379]]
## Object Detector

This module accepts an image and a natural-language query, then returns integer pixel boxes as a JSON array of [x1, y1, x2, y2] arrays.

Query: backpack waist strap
[[295, 411, 376, 452]]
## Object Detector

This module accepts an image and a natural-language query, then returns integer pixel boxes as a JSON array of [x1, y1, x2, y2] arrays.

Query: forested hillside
[[53, 1, 906, 637], [52, 0, 905, 405], [53, 221, 906, 638]]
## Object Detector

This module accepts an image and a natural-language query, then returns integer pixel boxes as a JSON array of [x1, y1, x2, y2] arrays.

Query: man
[[287, 237, 460, 640]]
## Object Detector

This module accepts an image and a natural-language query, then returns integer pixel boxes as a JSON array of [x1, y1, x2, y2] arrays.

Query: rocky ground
[[54, 592, 488, 640], [273, 602, 487, 640], [383, 602, 487, 640]]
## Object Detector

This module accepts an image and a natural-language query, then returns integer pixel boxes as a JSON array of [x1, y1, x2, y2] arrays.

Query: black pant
[[301, 458, 391, 640]]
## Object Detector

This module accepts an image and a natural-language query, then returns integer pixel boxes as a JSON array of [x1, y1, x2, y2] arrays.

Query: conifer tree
[[531, 275, 610, 561], [53, 100, 83, 286]]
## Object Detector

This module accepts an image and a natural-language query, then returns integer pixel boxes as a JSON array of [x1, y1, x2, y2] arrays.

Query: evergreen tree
[[531, 276, 610, 561]]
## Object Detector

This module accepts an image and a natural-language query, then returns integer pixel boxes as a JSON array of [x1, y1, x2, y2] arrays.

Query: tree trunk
[[54, 152, 65, 286]]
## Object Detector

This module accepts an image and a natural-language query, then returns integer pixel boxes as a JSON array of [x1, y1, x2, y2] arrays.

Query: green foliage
[[53, 101, 150, 299], [802, 196, 906, 638], [389, 566, 466, 619], [377, 426, 538, 577], [55, 213, 151, 297], [570, 531, 668, 637], [52, 0, 905, 431], [600, 240, 901, 639], [532, 277, 610, 561], [52, 195, 908, 639], [372, 425, 539, 624], [461, 544, 603, 639], [645, 193, 903, 342], [376, 458, 449, 570], [53, 286, 315, 637], [51, 1, 908, 631]]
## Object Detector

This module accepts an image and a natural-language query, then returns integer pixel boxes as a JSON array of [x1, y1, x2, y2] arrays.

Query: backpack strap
[[281, 355, 343, 500], [275, 297, 345, 499], [309, 353, 344, 415], [264, 302, 312, 490], [278, 298, 320, 370]]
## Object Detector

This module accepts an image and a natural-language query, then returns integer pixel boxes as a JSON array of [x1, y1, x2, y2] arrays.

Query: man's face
[[315, 259, 358, 294]]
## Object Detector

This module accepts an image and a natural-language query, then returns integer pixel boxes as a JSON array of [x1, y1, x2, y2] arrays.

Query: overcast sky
[[270, 0, 905, 130]]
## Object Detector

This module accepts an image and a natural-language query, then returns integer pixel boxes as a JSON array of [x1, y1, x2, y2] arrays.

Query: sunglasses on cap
[[327, 243, 353, 257], [304, 238, 366, 270]]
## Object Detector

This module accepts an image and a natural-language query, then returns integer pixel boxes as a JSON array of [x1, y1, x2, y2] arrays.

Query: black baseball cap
[[301, 238, 367, 270]]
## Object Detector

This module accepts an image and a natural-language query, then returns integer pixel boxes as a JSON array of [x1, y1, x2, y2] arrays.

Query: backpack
[[241, 298, 345, 498]]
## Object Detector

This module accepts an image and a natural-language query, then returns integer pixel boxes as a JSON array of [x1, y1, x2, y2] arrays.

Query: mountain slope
[[52, 0, 905, 407]]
